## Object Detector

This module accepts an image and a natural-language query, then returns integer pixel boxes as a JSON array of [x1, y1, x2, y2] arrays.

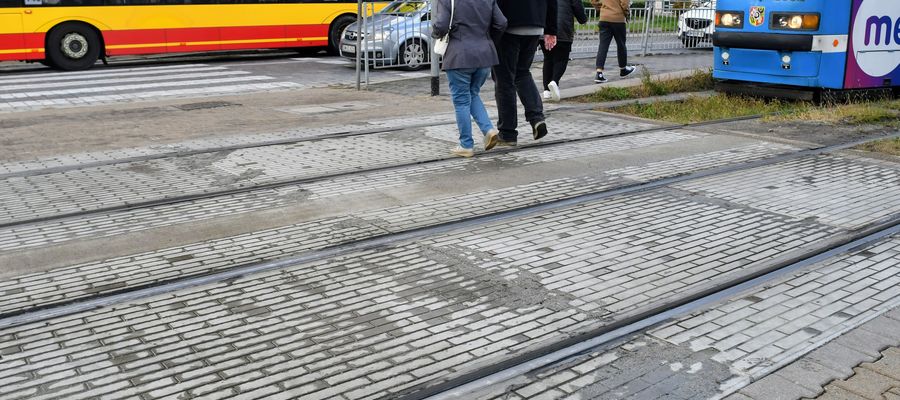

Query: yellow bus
[[0, 0, 375, 70]]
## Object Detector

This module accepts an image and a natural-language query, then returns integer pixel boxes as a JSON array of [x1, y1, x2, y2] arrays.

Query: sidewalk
[[731, 308, 900, 400], [365, 50, 713, 100]]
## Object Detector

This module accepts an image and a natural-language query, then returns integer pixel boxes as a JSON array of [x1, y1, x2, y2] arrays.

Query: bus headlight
[[716, 11, 744, 28], [772, 13, 820, 30]]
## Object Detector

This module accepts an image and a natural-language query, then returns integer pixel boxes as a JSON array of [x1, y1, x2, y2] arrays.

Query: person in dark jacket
[[493, 0, 558, 147], [541, 0, 588, 101], [433, 0, 508, 157]]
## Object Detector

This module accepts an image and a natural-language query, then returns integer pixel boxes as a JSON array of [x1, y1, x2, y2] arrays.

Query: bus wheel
[[400, 39, 428, 71], [46, 22, 101, 71], [328, 15, 356, 55]]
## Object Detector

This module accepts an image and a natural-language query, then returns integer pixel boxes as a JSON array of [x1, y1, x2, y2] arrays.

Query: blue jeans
[[446, 67, 494, 149]]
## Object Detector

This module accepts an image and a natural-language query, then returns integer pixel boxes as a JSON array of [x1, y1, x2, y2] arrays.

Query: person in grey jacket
[[433, 0, 507, 157], [541, 0, 588, 101]]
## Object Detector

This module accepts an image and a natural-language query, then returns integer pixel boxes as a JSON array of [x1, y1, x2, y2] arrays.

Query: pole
[[355, 0, 362, 90], [363, 2, 370, 87], [429, 0, 440, 96], [641, 1, 654, 56]]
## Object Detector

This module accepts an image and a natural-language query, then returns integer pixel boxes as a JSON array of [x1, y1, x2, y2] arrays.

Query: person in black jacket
[[541, 0, 588, 101], [493, 0, 558, 147]]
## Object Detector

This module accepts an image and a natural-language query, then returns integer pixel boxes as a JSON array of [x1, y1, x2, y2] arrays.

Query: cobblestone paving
[[811, 346, 900, 400], [0, 112, 459, 177], [0, 139, 799, 312], [673, 154, 900, 230], [2, 151, 898, 399], [0, 111, 660, 225], [473, 236, 900, 400]]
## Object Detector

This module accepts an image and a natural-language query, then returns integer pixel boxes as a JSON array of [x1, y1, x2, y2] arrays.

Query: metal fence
[[347, 0, 715, 85], [572, 5, 716, 57]]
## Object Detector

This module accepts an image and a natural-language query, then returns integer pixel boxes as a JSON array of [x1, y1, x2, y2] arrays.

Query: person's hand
[[544, 34, 557, 50]]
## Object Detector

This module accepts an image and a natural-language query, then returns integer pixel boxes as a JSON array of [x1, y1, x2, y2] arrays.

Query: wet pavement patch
[[175, 101, 239, 111], [420, 244, 609, 320]]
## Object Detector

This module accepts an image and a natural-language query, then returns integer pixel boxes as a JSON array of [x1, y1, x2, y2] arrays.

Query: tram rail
[[1, 131, 896, 329], [0, 112, 763, 230], [401, 217, 900, 400]]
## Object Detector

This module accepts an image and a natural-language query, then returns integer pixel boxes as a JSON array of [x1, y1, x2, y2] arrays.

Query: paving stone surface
[[471, 237, 900, 400], [0, 133, 794, 254], [0, 110, 660, 226], [4, 144, 873, 315], [811, 347, 900, 400], [0, 149, 897, 399]]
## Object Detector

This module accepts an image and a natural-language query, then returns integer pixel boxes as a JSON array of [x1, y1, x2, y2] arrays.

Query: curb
[[558, 68, 707, 100]]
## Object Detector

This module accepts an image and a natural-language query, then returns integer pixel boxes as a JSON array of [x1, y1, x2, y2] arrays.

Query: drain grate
[[175, 101, 239, 111]]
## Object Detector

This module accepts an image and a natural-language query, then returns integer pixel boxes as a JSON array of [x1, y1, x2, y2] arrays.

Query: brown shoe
[[484, 129, 500, 151]]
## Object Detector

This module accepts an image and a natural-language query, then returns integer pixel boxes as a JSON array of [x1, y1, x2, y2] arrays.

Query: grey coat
[[432, 0, 507, 70], [556, 0, 588, 42]]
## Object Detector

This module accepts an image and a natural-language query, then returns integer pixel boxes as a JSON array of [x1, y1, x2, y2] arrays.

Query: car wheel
[[328, 15, 356, 55], [400, 39, 429, 71], [46, 22, 101, 71]]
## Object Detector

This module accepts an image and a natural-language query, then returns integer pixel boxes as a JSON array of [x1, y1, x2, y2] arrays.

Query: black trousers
[[493, 33, 544, 141], [596, 21, 627, 70], [541, 40, 573, 90]]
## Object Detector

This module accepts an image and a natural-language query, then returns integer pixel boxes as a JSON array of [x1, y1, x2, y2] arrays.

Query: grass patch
[[767, 99, 900, 128], [608, 91, 899, 127], [582, 69, 714, 102], [612, 93, 807, 124], [855, 137, 900, 156]]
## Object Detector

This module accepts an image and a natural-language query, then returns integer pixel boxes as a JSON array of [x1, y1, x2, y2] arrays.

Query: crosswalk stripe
[[0, 70, 250, 92], [0, 64, 217, 84], [0, 75, 275, 100], [0, 82, 303, 110]]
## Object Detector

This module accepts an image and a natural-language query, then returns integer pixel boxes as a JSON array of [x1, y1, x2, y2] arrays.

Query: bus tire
[[399, 39, 428, 71], [46, 22, 102, 71], [328, 15, 356, 55]]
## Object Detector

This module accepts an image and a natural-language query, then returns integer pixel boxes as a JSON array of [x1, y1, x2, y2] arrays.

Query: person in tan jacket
[[591, 0, 635, 82]]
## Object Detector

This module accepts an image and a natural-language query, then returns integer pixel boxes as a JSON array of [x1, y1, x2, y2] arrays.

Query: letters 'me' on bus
[[0, 0, 373, 70], [848, 0, 900, 88]]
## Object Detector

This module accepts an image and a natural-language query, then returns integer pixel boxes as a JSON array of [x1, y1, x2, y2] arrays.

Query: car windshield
[[379, 0, 427, 15]]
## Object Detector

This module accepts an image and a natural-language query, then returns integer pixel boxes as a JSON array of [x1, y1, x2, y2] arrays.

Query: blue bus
[[712, 0, 900, 99]]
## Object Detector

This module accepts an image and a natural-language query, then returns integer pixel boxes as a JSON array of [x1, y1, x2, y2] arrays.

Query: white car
[[677, 1, 716, 48]]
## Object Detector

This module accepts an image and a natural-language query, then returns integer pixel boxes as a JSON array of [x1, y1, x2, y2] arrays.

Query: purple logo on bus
[[846, 0, 900, 88]]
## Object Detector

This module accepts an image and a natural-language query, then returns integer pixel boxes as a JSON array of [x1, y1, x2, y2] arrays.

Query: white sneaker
[[548, 81, 561, 102], [543, 90, 551, 100], [451, 146, 474, 158]]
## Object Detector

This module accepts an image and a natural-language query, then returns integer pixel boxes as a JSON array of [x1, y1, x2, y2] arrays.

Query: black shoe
[[532, 120, 548, 140], [620, 65, 636, 77], [594, 71, 607, 83]]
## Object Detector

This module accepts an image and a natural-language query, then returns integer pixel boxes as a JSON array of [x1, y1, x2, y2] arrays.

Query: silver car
[[339, 0, 433, 70], [677, 1, 716, 48]]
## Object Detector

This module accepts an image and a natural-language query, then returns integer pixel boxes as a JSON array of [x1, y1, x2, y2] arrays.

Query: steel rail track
[[0, 113, 763, 230], [0, 101, 719, 181], [407, 216, 900, 400], [1, 131, 895, 330]]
